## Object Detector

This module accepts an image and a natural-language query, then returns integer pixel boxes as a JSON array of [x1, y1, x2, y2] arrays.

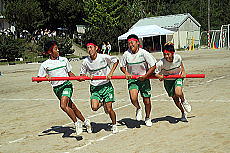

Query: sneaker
[[181, 112, 188, 122], [84, 119, 92, 133], [75, 121, 83, 135], [182, 99, 192, 113], [111, 124, 119, 134], [145, 118, 153, 127], [136, 108, 142, 121]]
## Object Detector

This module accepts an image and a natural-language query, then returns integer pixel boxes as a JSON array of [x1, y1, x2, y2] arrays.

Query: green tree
[[58, 0, 85, 35], [0, 35, 26, 61], [38, 0, 84, 36], [3, 0, 44, 34], [36, 36, 74, 57], [83, 0, 146, 51]]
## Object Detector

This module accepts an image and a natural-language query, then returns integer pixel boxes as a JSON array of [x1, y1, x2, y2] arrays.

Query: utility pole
[[207, 0, 211, 48]]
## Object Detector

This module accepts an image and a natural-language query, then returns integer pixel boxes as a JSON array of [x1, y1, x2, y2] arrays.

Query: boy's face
[[48, 44, 59, 58], [163, 52, 174, 62], [87, 44, 98, 56], [128, 40, 139, 53]]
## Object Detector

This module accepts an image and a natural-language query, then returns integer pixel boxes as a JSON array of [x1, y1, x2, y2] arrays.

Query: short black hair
[[127, 34, 139, 41], [44, 40, 58, 53], [163, 42, 175, 52]]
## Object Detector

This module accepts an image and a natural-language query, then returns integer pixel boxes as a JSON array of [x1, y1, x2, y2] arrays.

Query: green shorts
[[53, 81, 73, 100], [90, 82, 115, 103], [164, 78, 183, 97], [128, 79, 151, 97]]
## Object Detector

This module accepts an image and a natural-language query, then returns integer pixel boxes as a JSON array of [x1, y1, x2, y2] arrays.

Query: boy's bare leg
[[129, 89, 143, 121], [91, 99, 102, 111], [175, 86, 191, 113], [143, 97, 151, 118], [172, 96, 184, 113], [175, 86, 185, 102], [104, 102, 116, 125], [60, 96, 77, 122], [129, 89, 141, 109], [68, 99, 85, 122]]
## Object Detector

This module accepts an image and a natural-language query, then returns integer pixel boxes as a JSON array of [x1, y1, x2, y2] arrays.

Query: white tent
[[118, 25, 174, 40]]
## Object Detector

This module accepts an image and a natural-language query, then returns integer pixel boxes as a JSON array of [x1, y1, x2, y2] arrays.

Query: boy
[[155, 42, 192, 122], [37, 40, 91, 135], [79, 40, 119, 134], [120, 34, 157, 127]]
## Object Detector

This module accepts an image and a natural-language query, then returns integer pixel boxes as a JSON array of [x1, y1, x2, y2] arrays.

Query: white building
[[132, 13, 201, 49]]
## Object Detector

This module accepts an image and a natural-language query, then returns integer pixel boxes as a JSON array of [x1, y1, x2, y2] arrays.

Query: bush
[[36, 36, 74, 56], [0, 35, 26, 61]]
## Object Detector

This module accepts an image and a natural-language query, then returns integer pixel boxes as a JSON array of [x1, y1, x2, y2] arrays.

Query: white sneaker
[[181, 112, 188, 122], [136, 108, 142, 121], [75, 121, 83, 135], [84, 119, 92, 133], [111, 124, 119, 134], [145, 118, 153, 127], [182, 99, 192, 113]]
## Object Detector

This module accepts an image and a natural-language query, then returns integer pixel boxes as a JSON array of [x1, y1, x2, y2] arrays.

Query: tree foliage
[[1, 0, 230, 52], [36, 36, 74, 57], [3, 0, 85, 34], [0, 35, 26, 61], [142, 0, 230, 31], [3, 0, 44, 33], [82, 0, 146, 50]]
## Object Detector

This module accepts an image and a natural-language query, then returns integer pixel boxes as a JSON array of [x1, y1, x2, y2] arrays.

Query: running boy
[[154, 42, 192, 122], [120, 34, 157, 127], [37, 40, 91, 135], [79, 40, 119, 134]]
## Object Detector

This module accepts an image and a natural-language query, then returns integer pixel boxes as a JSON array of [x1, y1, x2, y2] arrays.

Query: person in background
[[106, 41, 112, 55]]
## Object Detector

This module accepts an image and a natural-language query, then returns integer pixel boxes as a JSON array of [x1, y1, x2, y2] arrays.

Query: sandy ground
[[0, 49, 230, 153]]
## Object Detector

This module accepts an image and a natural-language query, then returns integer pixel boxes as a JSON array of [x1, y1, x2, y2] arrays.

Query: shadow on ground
[[117, 118, 145, 128], [91, 122, 112, 133], [38, 126, 83, 141]]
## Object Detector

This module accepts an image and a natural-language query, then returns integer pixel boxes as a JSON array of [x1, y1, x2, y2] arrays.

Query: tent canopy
[[118, 25, 174, 40]]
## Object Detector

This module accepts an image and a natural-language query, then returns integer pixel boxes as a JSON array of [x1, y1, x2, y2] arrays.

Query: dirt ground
[[0, 49, 230, 153]]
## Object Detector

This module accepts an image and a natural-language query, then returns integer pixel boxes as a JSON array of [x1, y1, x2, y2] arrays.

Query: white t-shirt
[[80, 54, 118, 86], [155, 54, 182, 80], [107, 44, 111, 50], [120, 48, 157, 75], [38, 56, 72, 87], [102, 44, 106, 50]]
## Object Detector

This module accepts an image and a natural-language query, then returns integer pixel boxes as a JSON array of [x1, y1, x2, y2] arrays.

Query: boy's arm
[[155, 73, 164, 81], [138, 65, 156, 81], [119, 54, 132, 80], [68, 71, 75, 77], [79, 62, 87, 81], [107, 60, 119, 80], [138, 52, 157, 81], [120, 67, 132, 80], [154, 61, 164, 81], [180, 62, 186, 77], [37, 64, 48, 83], [79, 62, 93, 81]]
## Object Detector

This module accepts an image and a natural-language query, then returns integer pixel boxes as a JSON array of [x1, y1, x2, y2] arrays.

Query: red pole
[[32, 74, 205, 82]]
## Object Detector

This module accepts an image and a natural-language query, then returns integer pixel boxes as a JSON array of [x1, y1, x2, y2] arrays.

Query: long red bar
[[32, 74, 205, 82]]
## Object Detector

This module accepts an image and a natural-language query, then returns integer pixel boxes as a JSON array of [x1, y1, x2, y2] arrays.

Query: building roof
[[118, 25, 174, 40], [132, 13, 201, 31]]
